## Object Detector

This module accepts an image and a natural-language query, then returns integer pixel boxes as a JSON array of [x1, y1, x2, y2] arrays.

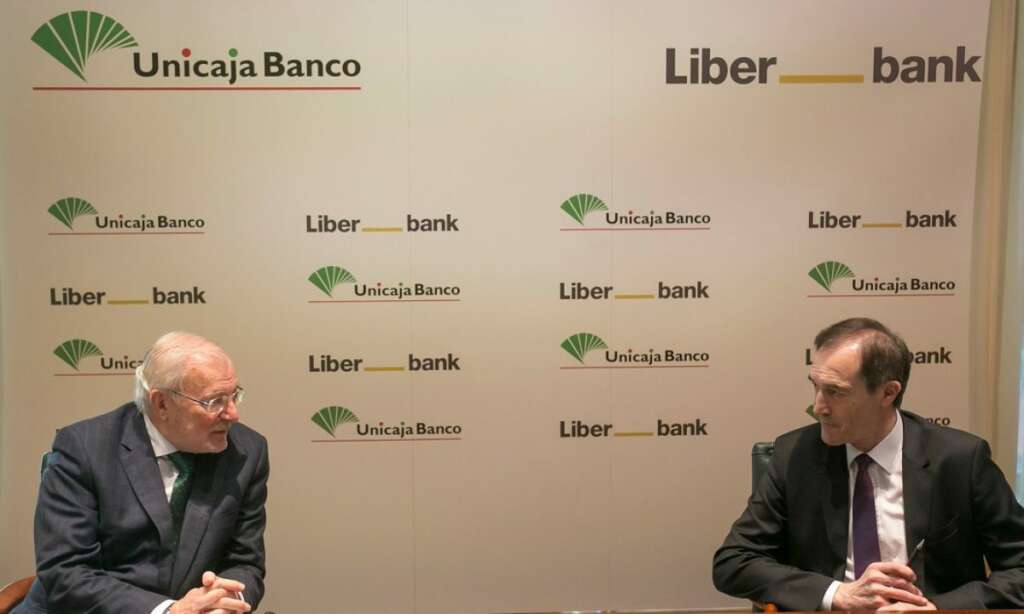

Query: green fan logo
[[53, 338, 103, 370], [32, 11, 138, 81], [47, 197, 98, 229], [308, 266, 357, 297], [806, 404, 817, 420], [807, 261, 855, 292], [311, 406, 360, 437], [560, 332, 608, 364], [560, 193, 608, 225]]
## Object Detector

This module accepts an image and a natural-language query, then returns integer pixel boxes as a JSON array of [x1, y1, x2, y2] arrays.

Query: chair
[[751, 441, 775, 492], [0, 577, 34, 614], [0, 452, 54, 613]]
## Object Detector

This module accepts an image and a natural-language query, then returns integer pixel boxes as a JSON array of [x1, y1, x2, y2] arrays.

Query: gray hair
[[133, 332, 230, 413]]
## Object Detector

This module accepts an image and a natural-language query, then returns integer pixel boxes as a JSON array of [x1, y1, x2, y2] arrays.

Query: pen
[[908, 538, 925, 565]]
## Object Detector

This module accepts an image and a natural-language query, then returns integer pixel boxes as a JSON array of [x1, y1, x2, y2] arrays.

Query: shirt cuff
[[152, 599, 175, 614], [822, 580, 840, 610]]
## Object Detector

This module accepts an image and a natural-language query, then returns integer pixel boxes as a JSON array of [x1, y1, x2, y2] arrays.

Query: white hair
[[133, 332, 230, 413]]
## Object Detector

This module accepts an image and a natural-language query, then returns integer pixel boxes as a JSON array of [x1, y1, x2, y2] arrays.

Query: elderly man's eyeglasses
[[168, 387, 245, 414]]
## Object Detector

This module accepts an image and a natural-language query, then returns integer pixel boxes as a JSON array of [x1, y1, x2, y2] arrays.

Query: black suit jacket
[[712, 410, 1024, 610], [23, 402, 268, 613]]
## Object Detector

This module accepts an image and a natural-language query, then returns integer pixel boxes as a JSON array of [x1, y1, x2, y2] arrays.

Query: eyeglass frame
[[166, 386, 245, 414]]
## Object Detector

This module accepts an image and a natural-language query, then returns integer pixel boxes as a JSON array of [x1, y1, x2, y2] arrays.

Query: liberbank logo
[[559, 332, 710, 369], [806, 261, 956, 298], [52, 338, 141, 376], [807, 209, 958, 230], [310, 405, 463, 443], [308, 351, 461, 374], [559, 417, 709, 439], [558, 193, 711, 232], [665, 46, 982, 86], [559, 280, 709, 301], [804, 345, 952, 365], [32, 10, 362, 92], [46, 197, 205, 235], [50, 284, 207, 306], [305, 213, 460, 234], [307, 265, 461, 303]]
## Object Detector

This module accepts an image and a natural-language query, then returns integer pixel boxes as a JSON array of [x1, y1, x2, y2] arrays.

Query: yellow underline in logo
[[614, 294, 656, 300], [614, 432, 653, 437], [365, 366, 405, 372], [779, 74, 864, 84], [108, 299, 150, 305], [361, 227, 403, 233], [862, 223, 903, 228]]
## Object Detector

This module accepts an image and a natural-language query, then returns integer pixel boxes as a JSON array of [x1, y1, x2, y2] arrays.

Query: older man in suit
[[713, 317, 1024, 611], [14, 332, 268, 614]]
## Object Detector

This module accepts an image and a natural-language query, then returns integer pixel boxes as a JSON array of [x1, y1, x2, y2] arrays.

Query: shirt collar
[[845, 410, 903, 474], [143, 409, 178, 458]]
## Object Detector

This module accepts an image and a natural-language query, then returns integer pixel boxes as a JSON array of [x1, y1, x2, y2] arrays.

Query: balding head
[[134, 332, 232, 414]]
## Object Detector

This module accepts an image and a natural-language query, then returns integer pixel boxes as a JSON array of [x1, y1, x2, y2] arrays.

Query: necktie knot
[[167, 452, 194, 476], [855, 453, 874, 471]]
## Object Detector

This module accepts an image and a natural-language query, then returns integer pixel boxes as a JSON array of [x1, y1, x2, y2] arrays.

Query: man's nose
[[812, 390, 828, 414], [220, 400, 241, 422]]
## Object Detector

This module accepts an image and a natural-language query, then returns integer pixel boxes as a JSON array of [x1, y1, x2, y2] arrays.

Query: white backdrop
[[0, 2, 988, 612]]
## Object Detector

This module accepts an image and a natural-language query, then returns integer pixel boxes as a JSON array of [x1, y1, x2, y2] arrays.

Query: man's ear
[[880, 380, 902, 408], [149, 389, 170, 419]]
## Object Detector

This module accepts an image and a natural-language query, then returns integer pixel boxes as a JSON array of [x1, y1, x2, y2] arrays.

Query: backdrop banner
[[1, 1, 989, 612]]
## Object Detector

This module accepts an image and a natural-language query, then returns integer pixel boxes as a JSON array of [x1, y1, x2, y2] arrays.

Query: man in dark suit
[[713, 317, 1024, 611], [14, 332, 268, 614]]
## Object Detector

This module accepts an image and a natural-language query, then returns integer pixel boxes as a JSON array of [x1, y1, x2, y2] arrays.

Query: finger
[[878, 586, 929, 606], [873, 576, 923, 596], [208, 575, 246, 594], [211, 596, 252, 612], [193, 587, 229, 608], [867, 561, 918, 582], [202, 570, 217, 587]]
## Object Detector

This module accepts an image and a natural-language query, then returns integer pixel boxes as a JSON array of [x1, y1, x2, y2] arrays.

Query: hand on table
[[168, 571, 250, 614], [832, 562, 929, 611]]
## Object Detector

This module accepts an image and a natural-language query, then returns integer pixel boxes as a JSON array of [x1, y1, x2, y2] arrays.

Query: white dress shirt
[[143, 411, 180, 614], [823, 412, 908, 609]]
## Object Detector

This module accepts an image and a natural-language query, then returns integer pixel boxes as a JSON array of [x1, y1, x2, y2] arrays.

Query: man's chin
[[819, 425, 845, 446], [207, 432, 229, 452]]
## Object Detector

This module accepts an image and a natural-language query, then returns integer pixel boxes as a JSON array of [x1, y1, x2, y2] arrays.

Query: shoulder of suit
[[57, 401, 139, 437], [228, 422, 268, 452], [900, 409, 986, 455]]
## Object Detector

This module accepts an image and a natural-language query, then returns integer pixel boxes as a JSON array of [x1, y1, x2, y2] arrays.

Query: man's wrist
[[823, 580, 841, 610]]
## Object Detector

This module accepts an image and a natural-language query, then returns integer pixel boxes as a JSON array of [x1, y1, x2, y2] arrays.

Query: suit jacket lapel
[[820, 441, 850, 579], [119, 409, 173, 549], [171, 446, 231, 594], [901, 412, 932, 579]]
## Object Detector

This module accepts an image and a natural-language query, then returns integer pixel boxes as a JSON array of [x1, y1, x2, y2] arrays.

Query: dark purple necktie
[[852, 453, 881, 578]]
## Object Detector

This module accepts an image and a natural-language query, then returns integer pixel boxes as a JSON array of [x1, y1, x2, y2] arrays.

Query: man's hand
[[168, 571, 250, 614], [832, 562, 929, 611]]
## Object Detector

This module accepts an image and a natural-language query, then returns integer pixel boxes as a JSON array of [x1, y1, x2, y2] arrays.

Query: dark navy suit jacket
[[16, 402, 268, 613], [713, 410, 1024, 610]]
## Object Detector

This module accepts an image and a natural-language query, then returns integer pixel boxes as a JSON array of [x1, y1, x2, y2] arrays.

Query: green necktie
[[167, 452, 195, 548]]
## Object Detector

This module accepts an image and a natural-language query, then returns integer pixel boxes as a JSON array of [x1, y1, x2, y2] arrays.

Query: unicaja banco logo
[[32, 11, 138, 81], [808, 261, 854, 293], [560, 194, 608, 225], [308, 266, 357, 297], [54, 338, 102, 370], [311, 406, 359, 437], [48, 197, 97, 229], [561, 332, 608, 364]]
